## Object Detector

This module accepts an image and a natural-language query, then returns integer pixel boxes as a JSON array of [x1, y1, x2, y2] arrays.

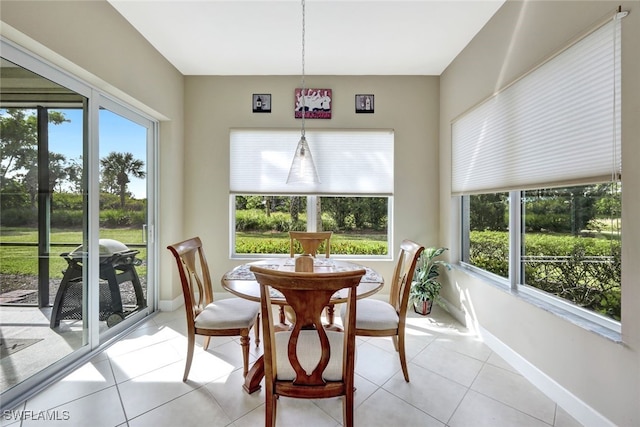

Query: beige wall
[[0, 0, 186, 303], [184, 75, 440, 289], [4, 0, 637, 423], [440, 1, 640, 425]]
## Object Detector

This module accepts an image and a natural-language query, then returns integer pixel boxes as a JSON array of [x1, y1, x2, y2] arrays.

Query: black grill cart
[[50, 239, 146, 328]]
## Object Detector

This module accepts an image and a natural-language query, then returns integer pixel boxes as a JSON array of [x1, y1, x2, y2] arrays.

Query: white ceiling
[[107, 0, 505, 76]]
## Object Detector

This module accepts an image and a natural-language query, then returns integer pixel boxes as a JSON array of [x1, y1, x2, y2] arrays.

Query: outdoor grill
[[50, 239, 146, 328]]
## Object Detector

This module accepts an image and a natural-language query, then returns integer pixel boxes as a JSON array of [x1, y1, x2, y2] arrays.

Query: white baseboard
[[440, 298, 473, 330], [158, 294, 184, 312], [478, 325, 615, 427]]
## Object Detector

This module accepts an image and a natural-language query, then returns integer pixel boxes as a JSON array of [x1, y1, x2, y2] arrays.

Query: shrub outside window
[[463, 183, 621, 321], [463, 192, 509, 279], [232, 195, 390, 257]]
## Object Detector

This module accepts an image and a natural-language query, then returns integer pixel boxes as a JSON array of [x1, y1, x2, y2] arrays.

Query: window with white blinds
[[230, 129, 394, 195], [451, 18, 621, 195]]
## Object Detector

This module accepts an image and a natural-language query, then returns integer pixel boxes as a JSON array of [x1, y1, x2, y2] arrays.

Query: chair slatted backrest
[[389, 240, 424, 315], [250, 265, 364, 394], [167, 237, 214, 318], [289, 231, 333, 258]]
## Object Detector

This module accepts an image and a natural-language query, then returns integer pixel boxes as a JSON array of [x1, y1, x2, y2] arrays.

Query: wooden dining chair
[[167, 237, 260, 381], [250, 265, 365, 427], [289, 231, 332, 258], [341, 239, 424, 382]]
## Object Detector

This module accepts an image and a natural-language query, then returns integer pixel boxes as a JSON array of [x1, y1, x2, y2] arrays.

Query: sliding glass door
[[0, 40, 158, 409], [97, 103, 156, 343], [0, 60, 91, 396]]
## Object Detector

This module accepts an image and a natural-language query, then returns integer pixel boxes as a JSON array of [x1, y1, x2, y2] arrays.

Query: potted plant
[[409, 247, 451, 315]]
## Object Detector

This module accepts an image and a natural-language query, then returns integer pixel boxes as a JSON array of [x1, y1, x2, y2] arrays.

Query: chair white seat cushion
[[341, 299, 399, 330], [194, 298, 259, 329], [275, 330, 344, 381]]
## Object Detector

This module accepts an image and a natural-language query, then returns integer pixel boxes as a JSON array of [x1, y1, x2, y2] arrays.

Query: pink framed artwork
[[294, 88, 332, 119]]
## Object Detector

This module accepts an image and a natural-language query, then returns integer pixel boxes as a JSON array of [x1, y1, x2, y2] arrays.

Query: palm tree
[[100, 152, 145, 209]]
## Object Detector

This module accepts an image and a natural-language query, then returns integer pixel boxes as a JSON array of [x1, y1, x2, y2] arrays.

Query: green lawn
[[1, 227, 147, 278]]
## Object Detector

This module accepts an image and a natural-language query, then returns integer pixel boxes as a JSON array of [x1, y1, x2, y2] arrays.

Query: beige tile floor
[[4, 305, 584, 427]]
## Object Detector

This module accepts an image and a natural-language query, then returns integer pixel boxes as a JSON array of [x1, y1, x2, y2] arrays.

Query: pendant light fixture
[[287, 0, 320, 184]]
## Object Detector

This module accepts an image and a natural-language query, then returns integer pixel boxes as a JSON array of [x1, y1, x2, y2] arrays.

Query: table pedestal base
[[243, 355, 264, 394]]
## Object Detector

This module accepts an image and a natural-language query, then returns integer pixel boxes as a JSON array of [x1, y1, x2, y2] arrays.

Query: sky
[[48, 108, 147, 199]]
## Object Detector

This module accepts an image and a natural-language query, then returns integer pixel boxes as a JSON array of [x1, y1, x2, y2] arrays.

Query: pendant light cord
[[300, 0, 306, 137]]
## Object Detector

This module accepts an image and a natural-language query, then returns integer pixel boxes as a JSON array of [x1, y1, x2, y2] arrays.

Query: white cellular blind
[[230, 129, 394, 195], [452, 18, 621, 195]]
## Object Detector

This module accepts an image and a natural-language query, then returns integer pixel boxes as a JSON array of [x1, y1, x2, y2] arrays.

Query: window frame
[[453, 15, 624, 337], [230, 194, 393, 260], [459, 191, 621, 335], [229, 128, 394, 260]]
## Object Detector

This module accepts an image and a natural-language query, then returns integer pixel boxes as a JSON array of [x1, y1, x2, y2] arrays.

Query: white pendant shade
[[286, 0, 320, 185], [286, 135, 320, 184]]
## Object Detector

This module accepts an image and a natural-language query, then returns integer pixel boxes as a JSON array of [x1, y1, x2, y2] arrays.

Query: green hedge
[[100, 209, 146, 227], [470, 231, 621, 320], [235, 210, 306, 232], [0, 208, 146, 228], [0, 192, 146, 227], [0, 208, 37, 227], [235, 235, 387, 255], [235, 209, 338, 233]]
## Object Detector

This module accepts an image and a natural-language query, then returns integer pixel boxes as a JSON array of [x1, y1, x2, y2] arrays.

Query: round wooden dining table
[[220, 257, 384, 393], [222, 257, 384, 304]]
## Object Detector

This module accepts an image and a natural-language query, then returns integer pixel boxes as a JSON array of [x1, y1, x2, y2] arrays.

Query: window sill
[[455, 263, 622, 344]]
